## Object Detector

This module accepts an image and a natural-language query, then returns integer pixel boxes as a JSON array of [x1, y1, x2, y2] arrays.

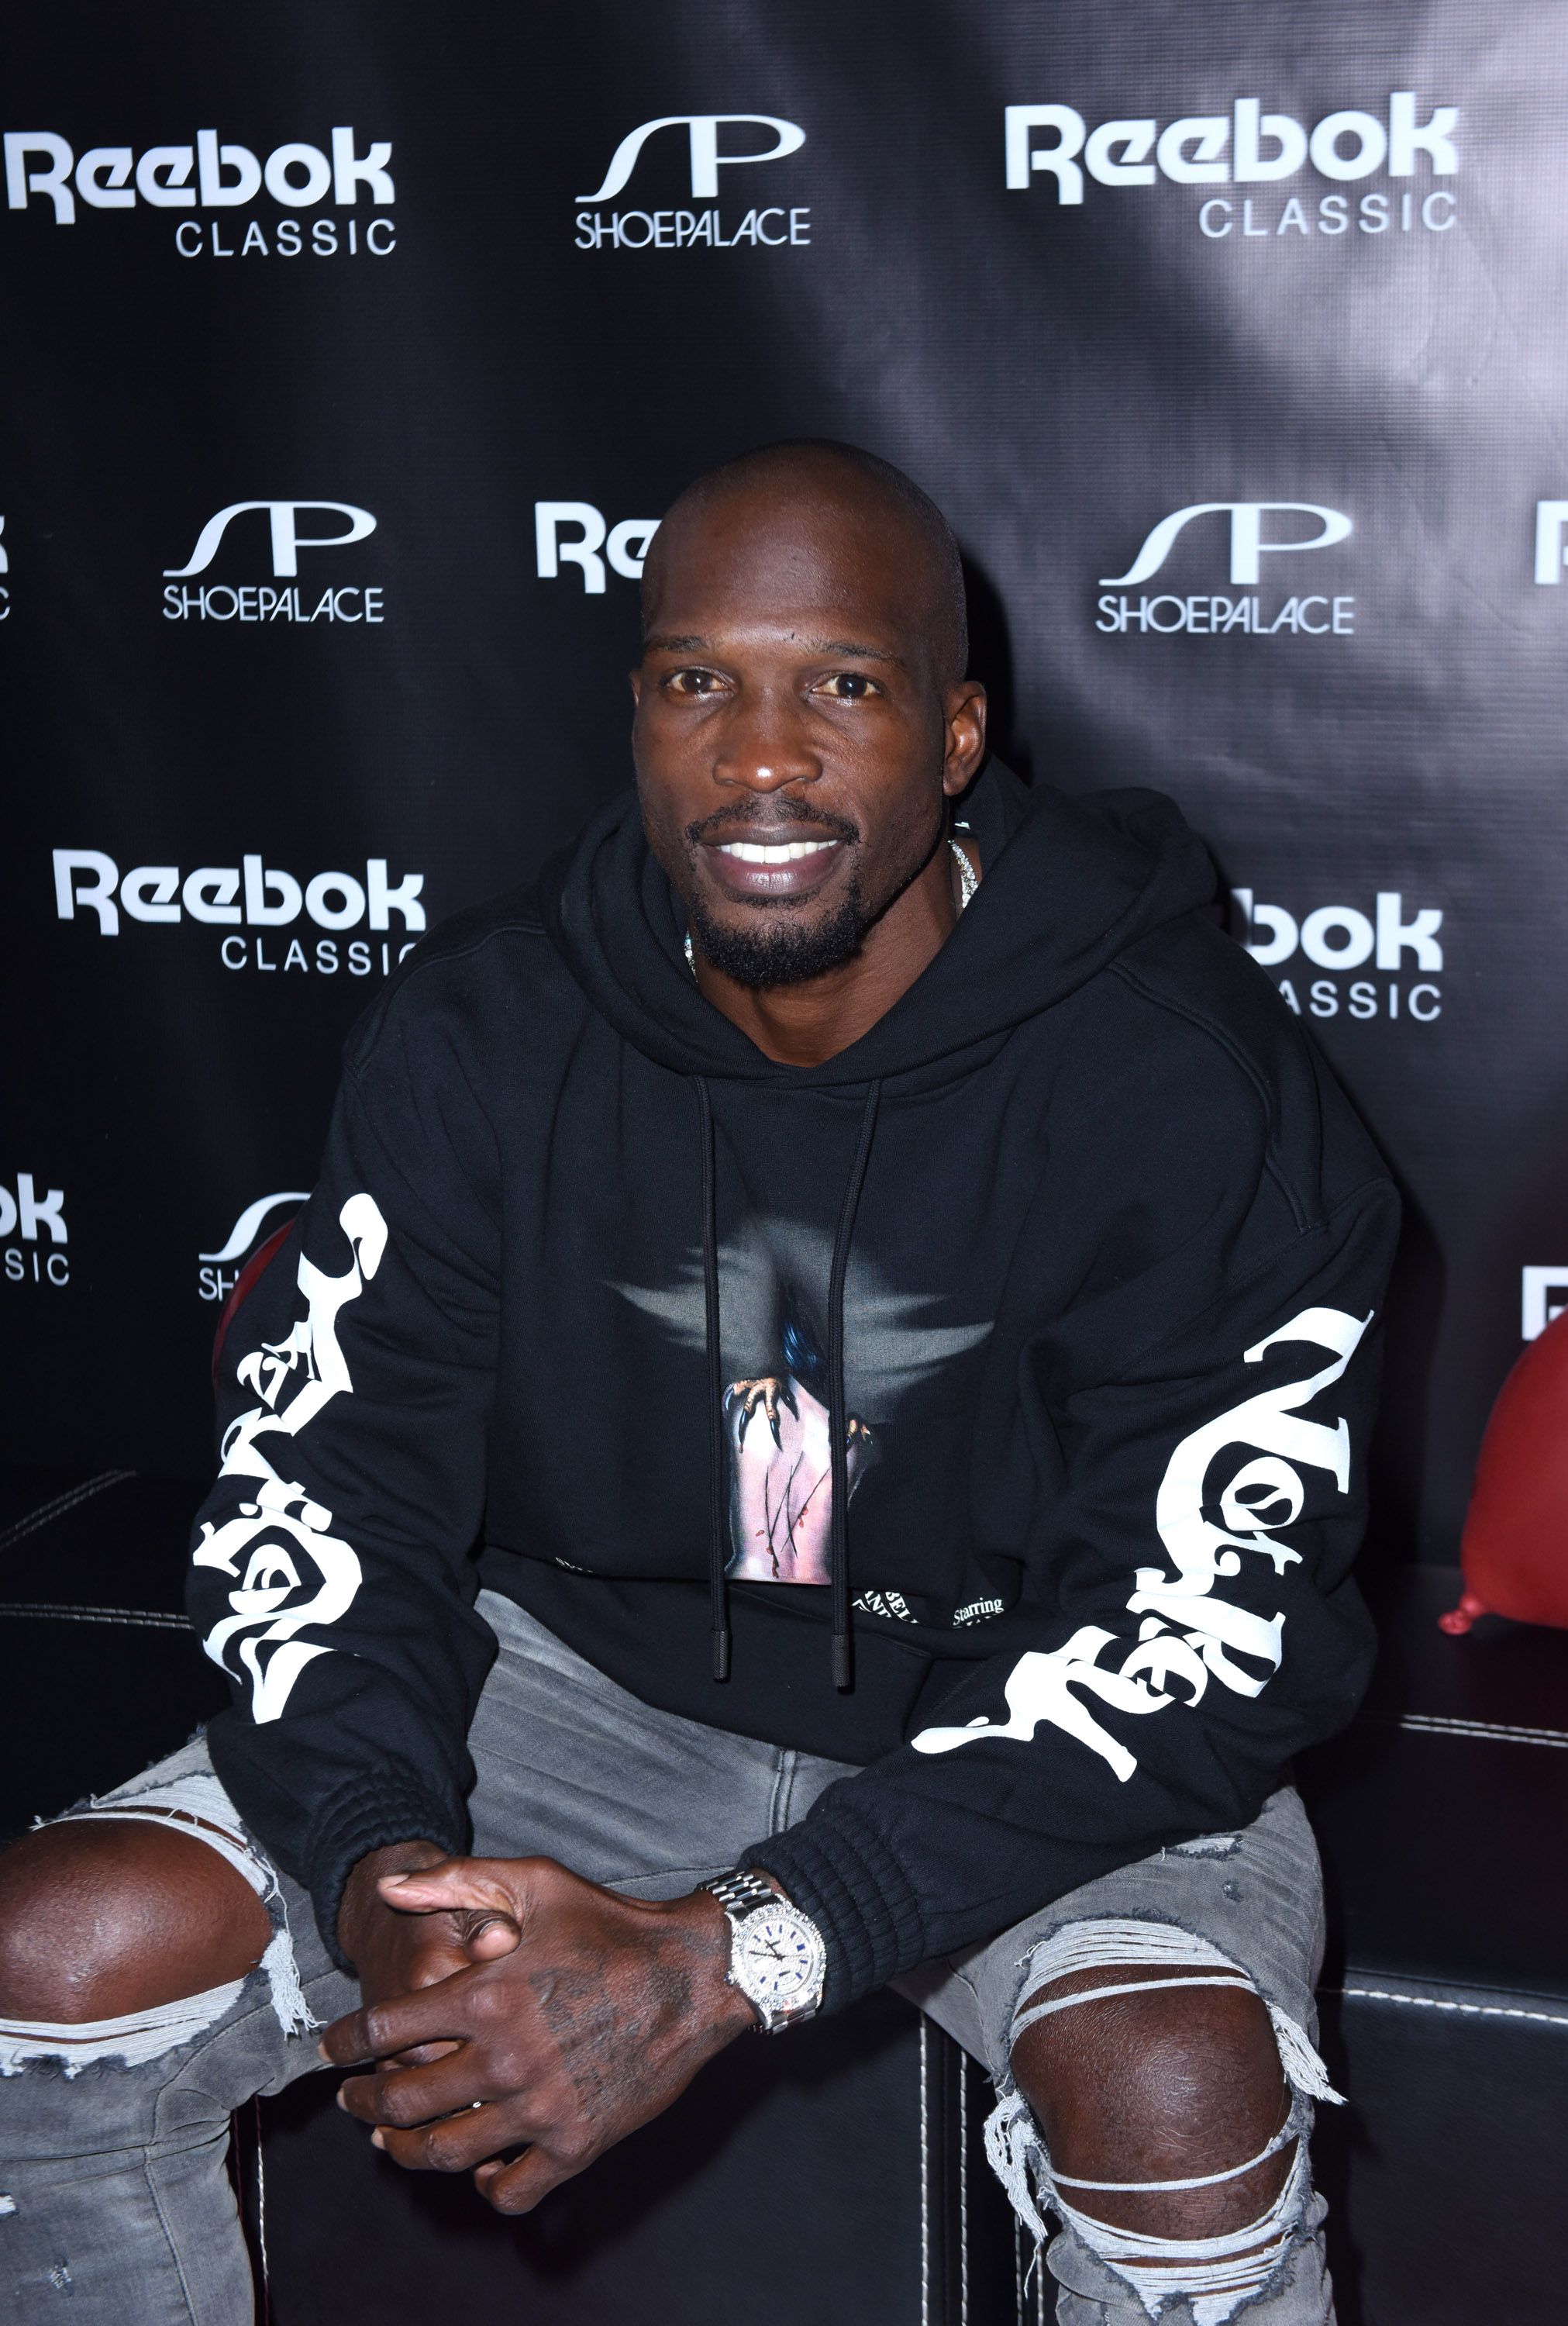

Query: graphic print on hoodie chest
[[612, 1216, 990, 1584]]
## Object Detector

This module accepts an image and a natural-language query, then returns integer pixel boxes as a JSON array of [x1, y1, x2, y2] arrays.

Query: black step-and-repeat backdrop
[[5, 2, 1566, 1569]]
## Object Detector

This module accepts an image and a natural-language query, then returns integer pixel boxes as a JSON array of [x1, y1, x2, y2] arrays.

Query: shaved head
[[642, 440, 969, 685]]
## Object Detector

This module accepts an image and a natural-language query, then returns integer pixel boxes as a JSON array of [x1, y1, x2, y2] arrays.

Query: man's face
[[631, 482, 982, 988]]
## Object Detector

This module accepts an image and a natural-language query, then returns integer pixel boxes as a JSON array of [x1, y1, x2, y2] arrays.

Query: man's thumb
[[380, 1865, 520, 1948]]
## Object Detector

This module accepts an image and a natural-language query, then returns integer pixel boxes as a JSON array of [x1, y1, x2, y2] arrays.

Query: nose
[[712, 692, 821, 795]]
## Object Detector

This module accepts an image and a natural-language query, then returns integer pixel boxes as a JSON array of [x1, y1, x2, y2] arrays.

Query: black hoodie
[[191, 766, 1397, 2010]]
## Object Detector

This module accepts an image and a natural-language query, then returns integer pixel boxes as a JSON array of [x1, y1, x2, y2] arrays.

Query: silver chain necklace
[[684, 836, 976, 978]]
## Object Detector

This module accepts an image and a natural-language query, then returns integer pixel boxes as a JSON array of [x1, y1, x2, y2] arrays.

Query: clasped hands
[[321, 1844, 759, 2213]]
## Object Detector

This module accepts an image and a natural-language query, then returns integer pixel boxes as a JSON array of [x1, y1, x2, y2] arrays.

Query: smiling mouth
[[692, 809, 856, 905], [699, 830, 849, 902], [714, 838, 840, 864]]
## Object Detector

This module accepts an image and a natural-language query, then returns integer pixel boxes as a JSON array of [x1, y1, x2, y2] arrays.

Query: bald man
[[0, 443, 1395, 2325]]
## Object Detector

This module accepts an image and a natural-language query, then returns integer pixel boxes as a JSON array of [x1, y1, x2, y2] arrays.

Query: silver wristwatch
[[701, 1870, 827, 2033]]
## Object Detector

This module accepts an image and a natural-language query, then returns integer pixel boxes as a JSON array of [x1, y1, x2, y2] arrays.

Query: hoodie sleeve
[[188, 985, 501, 1964], [746, 1172, 1397, 2014]]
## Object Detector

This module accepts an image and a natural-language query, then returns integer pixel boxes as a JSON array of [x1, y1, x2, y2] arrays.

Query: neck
[[691, 839, 973, 1068]]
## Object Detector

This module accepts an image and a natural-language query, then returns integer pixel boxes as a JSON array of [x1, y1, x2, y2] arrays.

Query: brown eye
[[816, 671, 877, 699], [666, 668, 725, 695]]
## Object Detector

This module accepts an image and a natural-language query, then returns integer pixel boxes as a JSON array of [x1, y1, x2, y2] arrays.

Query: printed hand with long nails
[[723, 1370, 872, 1582]]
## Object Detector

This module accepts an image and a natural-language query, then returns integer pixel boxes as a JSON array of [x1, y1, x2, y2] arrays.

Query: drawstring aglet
[[712, 1625, 732, 1682], [832, 1634, 853, 1693]]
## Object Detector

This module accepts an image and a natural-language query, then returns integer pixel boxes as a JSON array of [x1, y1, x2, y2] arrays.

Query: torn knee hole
[[1009, 1955, 1287, 2203], [1008, 1917, 1344, 2110], [984, 1917, 1340, 2317], [0, 1773, 318, 2072]]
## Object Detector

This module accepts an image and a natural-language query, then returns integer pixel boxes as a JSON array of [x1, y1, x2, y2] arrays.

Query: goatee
[[687, 882, 870, 989]]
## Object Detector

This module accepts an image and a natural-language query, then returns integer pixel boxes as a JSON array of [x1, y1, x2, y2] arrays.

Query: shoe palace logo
[[1096, 502, 1354, 637], [198, 1189, 307, 1305], [1230, 888, 1444, 1026], [53, 850, 426, 981], [162, 500, 381, 623], [1, 1172, 68, 1291], [1006, 92, 1457, 243], [574, 113, 811, 252], [3, 128, 394, 261]]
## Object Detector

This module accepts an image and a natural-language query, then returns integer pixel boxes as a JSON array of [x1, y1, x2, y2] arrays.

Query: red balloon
[[1444, 1304, 1568, 1634]]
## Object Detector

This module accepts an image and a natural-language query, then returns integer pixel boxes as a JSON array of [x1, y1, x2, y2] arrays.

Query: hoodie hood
[[539, 759, 1217, 1086]]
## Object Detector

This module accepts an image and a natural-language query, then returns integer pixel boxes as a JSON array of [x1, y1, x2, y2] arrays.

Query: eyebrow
[[808, 637, 906, 665], [643, 632, 907, 666]]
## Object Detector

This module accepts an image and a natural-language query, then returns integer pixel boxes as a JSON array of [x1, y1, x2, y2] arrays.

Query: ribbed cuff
[[305, 1772, 470, 1970], [742, 1800, 926, 2015]]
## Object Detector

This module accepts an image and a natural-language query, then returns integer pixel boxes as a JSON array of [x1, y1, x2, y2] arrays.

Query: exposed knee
[[1010, 1965, 1292, 2239], [0, 1818, 271, 2024]]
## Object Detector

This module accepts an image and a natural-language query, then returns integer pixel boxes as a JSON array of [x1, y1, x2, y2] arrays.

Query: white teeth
[[715, 839, 839, 864]]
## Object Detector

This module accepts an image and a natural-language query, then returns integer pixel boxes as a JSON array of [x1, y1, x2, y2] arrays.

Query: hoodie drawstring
[[827, 1081, 881, 1689], [694, 1075, 882, 1693], [694, 1078, 731, 1681]]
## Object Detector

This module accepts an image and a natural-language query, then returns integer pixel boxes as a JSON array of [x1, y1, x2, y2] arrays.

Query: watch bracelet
[[701, 1869, 779, 1916]]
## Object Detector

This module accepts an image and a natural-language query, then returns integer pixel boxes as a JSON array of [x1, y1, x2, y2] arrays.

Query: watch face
[[737, 1907, 824, 2007]]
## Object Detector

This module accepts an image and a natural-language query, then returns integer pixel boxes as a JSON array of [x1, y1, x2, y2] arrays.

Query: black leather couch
[[3, 1462, 1564, 2324], [1303, 1563, 1568, 2326]]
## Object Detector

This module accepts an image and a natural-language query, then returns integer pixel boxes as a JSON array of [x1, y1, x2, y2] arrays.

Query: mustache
[[684, 799, 860, 847]]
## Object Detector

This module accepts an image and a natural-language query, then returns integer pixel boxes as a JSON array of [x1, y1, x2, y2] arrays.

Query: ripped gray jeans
[[2, 1593, 1337, 2325]]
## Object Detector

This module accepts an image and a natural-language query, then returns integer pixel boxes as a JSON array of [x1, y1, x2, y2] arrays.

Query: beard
[[670, 785, 948, 991], [686, 875, 872, 989]]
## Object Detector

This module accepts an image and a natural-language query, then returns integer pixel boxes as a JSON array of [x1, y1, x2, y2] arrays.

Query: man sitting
[[0, 441, 1396, 2324]]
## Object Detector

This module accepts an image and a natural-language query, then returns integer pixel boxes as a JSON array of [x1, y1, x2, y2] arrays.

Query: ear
[[942, 680, 988, 795], [629, 668, 644, 706]]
